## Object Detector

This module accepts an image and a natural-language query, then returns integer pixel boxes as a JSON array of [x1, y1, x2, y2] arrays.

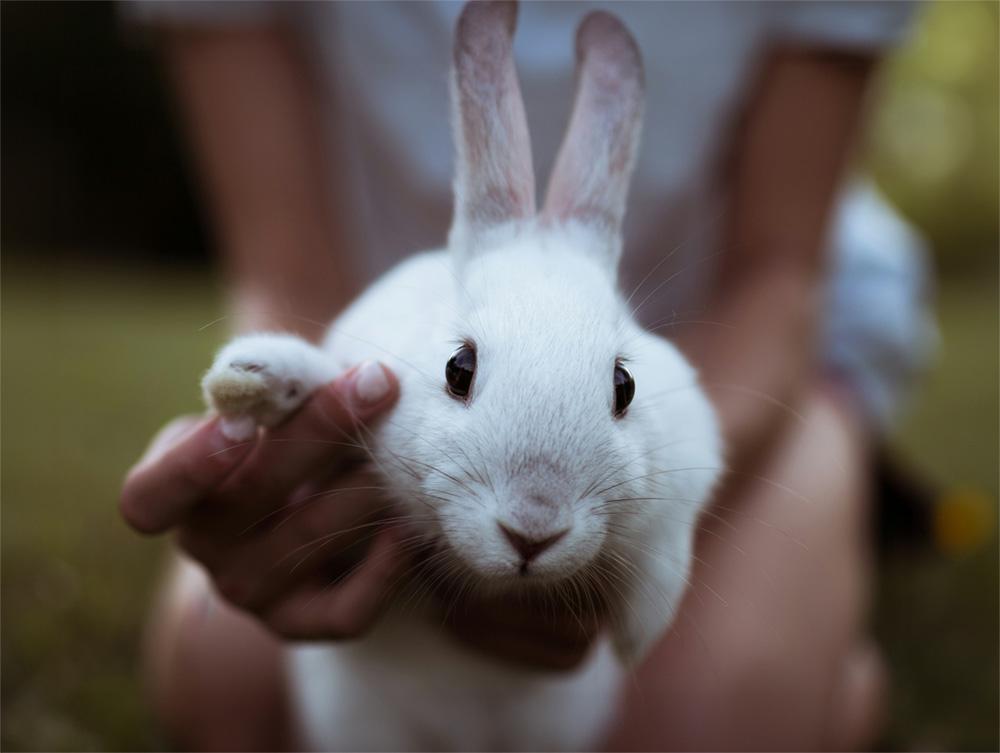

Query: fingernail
[[218, 416, 258, 443], [208, 417, 255, 455], [352, 361, 391, 406]]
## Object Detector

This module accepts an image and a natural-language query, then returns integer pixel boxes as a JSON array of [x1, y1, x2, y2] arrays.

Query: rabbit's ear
[[449, 1, 535, 258], [542, 12, 644, 259]]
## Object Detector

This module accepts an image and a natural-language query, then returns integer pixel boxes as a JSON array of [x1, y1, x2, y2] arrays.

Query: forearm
[[676, 47, 875, 479], [165, 27, 356, 340], [675, 266, 821, 479]]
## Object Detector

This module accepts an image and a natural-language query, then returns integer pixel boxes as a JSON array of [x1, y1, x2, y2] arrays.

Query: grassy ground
[[875, 274, 999, 751], [1, 260, 997, 751]]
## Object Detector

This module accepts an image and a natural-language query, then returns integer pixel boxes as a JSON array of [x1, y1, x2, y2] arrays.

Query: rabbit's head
[[385, 2, 720, 622]]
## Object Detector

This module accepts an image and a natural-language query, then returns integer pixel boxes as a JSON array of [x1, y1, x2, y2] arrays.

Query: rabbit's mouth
[[413, 545, 611, 604], [406, 535, 602, 599]]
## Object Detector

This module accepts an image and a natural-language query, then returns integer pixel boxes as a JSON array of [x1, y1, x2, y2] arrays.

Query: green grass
[[1, 260, 997, 751], [876, 276, 999, 751], [1, 262, 225, 751]]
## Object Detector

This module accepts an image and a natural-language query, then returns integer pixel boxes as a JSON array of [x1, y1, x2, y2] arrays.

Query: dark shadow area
[[1, 1, 207, 262]]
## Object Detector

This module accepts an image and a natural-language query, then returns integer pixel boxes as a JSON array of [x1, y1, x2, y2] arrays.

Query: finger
[[445, 606, 597, 671], [220, 361, 399, 504], [443, 591, 603, 671], [263, 525, 408, 640], [146, 415, 203, 459], [449, 621, 593, 671], [197, 475, 394, 610], [120, 417, 257, 535]]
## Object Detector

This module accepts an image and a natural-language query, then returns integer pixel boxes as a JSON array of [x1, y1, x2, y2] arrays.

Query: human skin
[[120, 24, 884, 751]]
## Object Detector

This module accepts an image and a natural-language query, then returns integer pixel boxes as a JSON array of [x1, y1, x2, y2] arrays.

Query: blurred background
[[2, 1, 997, 750]]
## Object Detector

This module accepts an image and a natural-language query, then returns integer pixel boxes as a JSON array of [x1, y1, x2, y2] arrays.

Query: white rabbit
[[200, 3, 722, 749]]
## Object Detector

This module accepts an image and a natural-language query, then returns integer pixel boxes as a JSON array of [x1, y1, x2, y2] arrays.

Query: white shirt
[[128, 1, 932, 427], [128, 1, 915, 304]]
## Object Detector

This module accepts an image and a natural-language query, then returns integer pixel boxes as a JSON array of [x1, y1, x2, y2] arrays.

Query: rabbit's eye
[[446, 344, 476, 400], [613, 363, 635, 417]]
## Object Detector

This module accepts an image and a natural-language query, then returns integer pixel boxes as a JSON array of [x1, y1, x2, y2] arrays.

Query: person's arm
[[123, 27, 406, 644], [674, 47, 876, 481], [140, 26, 595, 667], [165, 25, 357, 339], [602, 46, 879, 751]]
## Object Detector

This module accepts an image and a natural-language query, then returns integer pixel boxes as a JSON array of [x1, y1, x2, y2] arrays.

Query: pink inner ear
[[451, 1, 535, 240], [542, 11, 644, 239]]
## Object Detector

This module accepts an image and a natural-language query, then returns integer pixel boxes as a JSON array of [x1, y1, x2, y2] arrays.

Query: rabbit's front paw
[[201, 333, 338, 440], [202, 356, 305, 441]]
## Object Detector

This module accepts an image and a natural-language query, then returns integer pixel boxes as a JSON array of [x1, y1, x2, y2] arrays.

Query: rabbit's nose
[[498, 522, 569, 562]]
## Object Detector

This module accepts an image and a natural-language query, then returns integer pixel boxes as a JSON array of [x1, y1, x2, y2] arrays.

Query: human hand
[[442, 587, 606, 671], [120, 362, 408, 639], [123, 358, 605, 664]]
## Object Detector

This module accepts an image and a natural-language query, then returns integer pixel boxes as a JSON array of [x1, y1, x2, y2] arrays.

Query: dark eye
[[613, 362, 635, 417], [446, 344, 476, 400]]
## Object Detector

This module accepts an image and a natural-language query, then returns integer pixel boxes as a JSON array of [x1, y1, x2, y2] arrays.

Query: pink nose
[[498, 523, 569, 562]]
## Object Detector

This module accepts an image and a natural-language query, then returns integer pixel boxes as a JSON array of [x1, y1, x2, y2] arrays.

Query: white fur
[[202, 333, 341, 440], [200, 4, 722, 749], [201, 240, 720, 750], [289, 617, 622, 751]]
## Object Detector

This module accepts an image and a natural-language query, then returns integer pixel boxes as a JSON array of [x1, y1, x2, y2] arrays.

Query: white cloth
[[125, 0, 933, 429]]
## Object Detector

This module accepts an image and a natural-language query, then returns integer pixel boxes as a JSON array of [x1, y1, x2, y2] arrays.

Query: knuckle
[[263, 608, 334, 641], [264, 601, 374, 642], [178, 451, 226, 492], [326, 603, 377, 639], [119, 485, 164, 535], [175, 528, 220, 570], [178, 434, 250, 494], [531, 645, 588, 672], [175, 527, 200, 557], [290, 510, 342, 553], [118, 466, 160, 534], [263, 613, 308, 641], [264, 612, 309, 640], [304, 384, 359, 436], [213, 572, 256, 610]]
